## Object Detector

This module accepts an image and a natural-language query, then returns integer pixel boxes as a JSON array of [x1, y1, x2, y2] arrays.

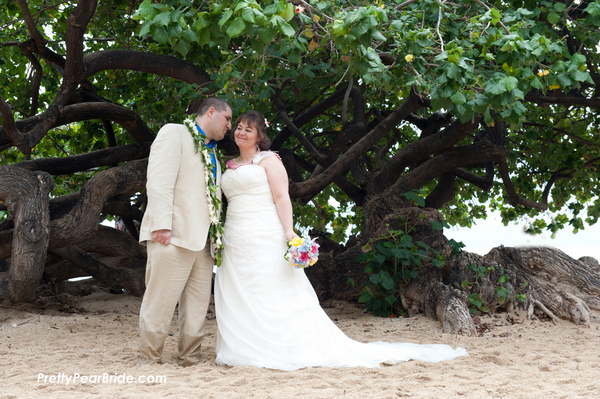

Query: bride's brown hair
[[233, 111, 271, 151]]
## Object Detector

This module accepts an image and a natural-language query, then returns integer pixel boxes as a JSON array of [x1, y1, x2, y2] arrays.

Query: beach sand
[[1, 291, 598, 399]]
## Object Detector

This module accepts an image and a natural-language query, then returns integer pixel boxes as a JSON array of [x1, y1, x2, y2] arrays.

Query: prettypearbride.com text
[[37, 372, 166, 385]]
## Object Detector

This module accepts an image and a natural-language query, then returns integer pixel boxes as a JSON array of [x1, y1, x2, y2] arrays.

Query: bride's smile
[[234, 121, 259, 153]]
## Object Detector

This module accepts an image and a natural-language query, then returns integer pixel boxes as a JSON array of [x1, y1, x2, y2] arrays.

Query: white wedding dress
[[214, 152, 467, 370]]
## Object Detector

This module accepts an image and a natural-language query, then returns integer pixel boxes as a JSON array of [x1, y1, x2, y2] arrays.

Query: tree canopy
[[129, 0, 600, 237], [2, 0, 600, 241]]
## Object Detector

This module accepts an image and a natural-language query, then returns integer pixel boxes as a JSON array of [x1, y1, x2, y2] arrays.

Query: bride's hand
[[286, 231, 299, 242]]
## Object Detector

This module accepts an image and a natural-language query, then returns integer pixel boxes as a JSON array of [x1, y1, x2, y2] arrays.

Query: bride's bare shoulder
[[256, 151, 282, 167], [258, 150, 281, 162]]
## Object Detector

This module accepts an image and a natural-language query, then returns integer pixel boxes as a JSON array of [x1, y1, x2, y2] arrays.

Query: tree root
[[432, 282, 477, 335], [463, 246, 600, 326], [528, 299, 560, 325]]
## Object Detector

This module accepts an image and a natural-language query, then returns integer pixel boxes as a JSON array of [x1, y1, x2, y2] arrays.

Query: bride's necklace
[[232, 150, 260, 166]]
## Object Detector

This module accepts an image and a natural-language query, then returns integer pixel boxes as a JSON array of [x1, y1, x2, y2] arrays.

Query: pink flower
[[301, 252, 309, 262], [295, 6, 305, 13], [312, 245, 318, 254]]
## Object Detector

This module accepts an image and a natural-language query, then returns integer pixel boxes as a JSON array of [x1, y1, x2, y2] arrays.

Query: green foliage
[[293, 185, 363, 243], [130, 0, 599, 126], [402, 189, 426, 207], [3, 0, 600, 241], [461, 264, 528, 314], [448, 238, 466, 257], [0, 1, 195, 199], [354, 216, 453, 317]]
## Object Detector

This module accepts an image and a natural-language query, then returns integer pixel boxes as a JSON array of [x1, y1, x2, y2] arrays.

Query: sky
[[444, 211, 600, 261]]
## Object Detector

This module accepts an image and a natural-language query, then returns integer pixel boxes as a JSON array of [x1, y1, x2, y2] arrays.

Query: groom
[[138, 97, 232, 366]]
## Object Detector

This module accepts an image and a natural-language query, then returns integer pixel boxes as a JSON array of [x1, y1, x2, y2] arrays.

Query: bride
[[214, 111, 467, 370]]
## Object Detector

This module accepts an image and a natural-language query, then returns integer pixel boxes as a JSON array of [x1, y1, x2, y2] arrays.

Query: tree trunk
[[0, 167, 53, 302], [51, 246, 145, 297], [0, 159, 147, 260], [43, 225, 146, 286], [0, 161, 147, 302]]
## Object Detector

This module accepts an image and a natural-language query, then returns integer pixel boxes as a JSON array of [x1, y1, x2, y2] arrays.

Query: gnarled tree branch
[[83, 49, 211, 86], [289, 89, 428, 199], [22, 0, 99, 153], [384, 139, 507, 204], [271, 84, 365, 150], [498, 160, 548, 210], [525, 91, 600, 111], [12, 142, 151, 175], [17, 43, 43, 117], [372, 117, 481, 194], [0, 95, 26, 152], [17, 0, 46, 49], [273, 80, 328, 167]]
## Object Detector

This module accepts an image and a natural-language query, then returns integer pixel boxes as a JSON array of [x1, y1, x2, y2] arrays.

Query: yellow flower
[[537, 71, 543, 77], [549, 85, 560, 90], [405, 54, 414, 63], [543, 70, 549, 76], [290, 237, 304, 247], [309, 258, 317, 266]]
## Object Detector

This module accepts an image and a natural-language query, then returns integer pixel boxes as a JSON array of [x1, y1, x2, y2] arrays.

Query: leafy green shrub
[[353, 217, 451, 317], [461, 264, 528, 314]]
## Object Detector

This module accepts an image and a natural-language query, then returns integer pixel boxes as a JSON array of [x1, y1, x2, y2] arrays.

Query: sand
[[1, 291, 599, 399]]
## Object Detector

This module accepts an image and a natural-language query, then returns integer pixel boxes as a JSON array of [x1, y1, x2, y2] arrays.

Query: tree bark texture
[[51, 246, 145, 297], [483, 247, 600, 325], [43, 225, 146, 284], [0, 167, 53, 302], [0, 159, 147, 260], [0, 160, 147, 301]]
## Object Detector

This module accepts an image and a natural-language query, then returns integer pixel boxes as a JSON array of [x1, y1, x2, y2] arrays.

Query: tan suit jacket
[[139, 123, 222, 254]]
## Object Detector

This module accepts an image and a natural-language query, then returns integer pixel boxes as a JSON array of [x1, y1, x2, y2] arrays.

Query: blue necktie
[[195, 124, 217, 179]]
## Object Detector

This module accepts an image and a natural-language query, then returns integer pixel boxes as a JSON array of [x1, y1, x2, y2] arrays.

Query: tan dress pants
[[139, 240, 214, 366]]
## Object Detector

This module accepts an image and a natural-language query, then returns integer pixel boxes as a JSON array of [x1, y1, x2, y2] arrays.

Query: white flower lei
[[184, 117, 225, 265]]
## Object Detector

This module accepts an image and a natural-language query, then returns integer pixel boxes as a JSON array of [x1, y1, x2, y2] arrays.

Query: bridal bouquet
[[286, 236, 319, 269]]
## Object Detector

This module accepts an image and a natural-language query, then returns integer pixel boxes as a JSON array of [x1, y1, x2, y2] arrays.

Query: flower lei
[[184, 117, 226, 266]]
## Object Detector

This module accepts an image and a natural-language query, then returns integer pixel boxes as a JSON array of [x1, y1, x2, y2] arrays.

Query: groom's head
[[195, 97, 232, 142]]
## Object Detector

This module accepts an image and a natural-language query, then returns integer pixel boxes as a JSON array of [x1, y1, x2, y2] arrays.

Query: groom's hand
[[152, 229, 171, 245]]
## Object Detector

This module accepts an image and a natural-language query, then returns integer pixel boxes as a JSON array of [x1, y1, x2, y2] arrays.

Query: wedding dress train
[[214, 152, 467, 370]]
